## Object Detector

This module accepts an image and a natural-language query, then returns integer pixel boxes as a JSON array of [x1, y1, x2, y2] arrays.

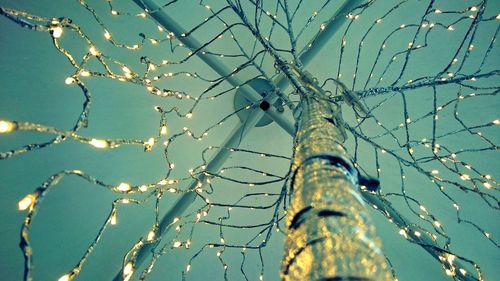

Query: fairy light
[[18, 193, 36, 211], [58, 273, 73, 281], [104, 30, 111, 40], [110, 210, 118, 225], [123, 261, 134, 281], [64, 77, 75, 84], [89, 138, 109, 149], [147, 230, 155, 241], [51, 26, 63, 38], [89, 46, 99, 56], [0, 120, 15, 133], [117, 182, 131, 192], [80, 70, 91, 77], [0, 2, 496, 281]]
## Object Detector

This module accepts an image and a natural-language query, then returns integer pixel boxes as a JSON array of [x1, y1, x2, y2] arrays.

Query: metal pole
[[132, 0, 294, 135], [281, 94, 391, 280]]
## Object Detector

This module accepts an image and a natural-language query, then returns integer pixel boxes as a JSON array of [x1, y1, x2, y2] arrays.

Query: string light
[[18, 193, 36, 211], [0, 120, 15, 133], [0, 1, 496, 281]]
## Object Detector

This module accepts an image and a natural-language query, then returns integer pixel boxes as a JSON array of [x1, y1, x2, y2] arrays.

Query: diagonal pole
[[132, 0, 295, 135]]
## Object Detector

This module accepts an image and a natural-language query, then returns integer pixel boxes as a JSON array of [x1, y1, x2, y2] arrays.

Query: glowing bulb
[[90, 138, 109, 148], [18, 193, 36, 211], [173, 241, 182, 248], [186, 112, 193, 118], [144, 137, 155, 150], [186, 264, 191, 272], [58, 273, 72, 281], [104, 30, 111, 40], [52, 26, 63, 38], [123, 262, 134, 281], [147, 230, 155, 241], [0, 120, 15, 133], [110, 210, 117, 225], [80, 70, 91, 77], [117, 182, 131, 192], [89, 46, 99, 56], [160, 125, 168, 135], [65, 77, 75, 84]]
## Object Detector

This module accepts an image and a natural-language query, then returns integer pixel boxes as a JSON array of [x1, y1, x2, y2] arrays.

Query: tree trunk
[[281, 94, 391, 281]]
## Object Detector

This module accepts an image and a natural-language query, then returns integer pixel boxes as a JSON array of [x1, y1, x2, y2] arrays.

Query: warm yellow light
[[52, 27, 63, 38], [123, 261, 134, 281], [89, 46, 99, 56], [117, 182, 131, 192], [186, 112, 193, 118], [160, 125, 168, 135], [65, 77, 75, 84], [58, 273, 75, 281], [147, 230, 155, 241], [145, 137, 155, 147], [89, 138, 109, 148], [80, 70, 91, 77], [0, 120, 15, 133], [18, 193, 36, 211], [104, 30, 111, 40], [173, 241, 182, 248], [110, 210, 117, 225]]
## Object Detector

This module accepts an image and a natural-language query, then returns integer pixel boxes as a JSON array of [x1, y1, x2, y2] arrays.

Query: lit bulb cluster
[[1, 1, 498, 281]]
